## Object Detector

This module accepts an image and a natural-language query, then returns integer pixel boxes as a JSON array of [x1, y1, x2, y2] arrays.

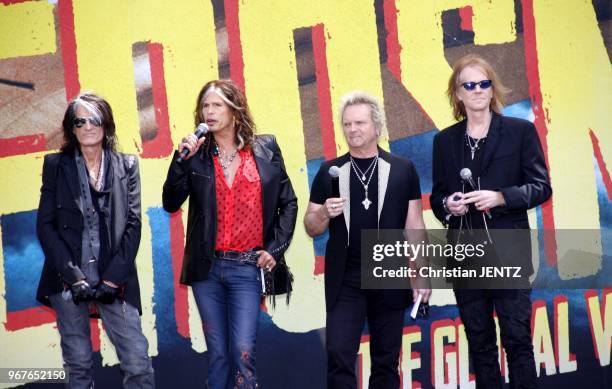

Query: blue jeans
[[192, 259, 262, 389], [49, 293, 155, 389]]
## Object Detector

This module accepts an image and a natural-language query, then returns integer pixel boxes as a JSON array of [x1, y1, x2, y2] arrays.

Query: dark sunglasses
[[73, 117, 102, 128], [461, 79, 492, 91]]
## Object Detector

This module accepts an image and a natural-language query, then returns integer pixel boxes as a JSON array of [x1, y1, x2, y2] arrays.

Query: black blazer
[[162, 135, 298, 285], [36, 151, 143, 312], [313, 148, 421, 311], [430, 113, 552, 275]]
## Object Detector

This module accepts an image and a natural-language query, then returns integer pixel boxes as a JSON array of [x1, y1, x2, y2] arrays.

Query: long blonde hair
[[447, 54, 510, 120]]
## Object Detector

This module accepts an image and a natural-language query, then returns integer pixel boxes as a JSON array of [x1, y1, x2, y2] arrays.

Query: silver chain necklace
[[350, 155, 378, 210], [87, 149, 104, 191], [215, 144, 238, 178], [351, 155, 377, 181], [466, 120, 489, 160], [465, 133, 486, 160]]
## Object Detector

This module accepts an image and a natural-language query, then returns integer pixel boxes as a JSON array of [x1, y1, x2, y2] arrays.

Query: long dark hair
[[194, 79, 256, 154], [60, 92, 118, 153]]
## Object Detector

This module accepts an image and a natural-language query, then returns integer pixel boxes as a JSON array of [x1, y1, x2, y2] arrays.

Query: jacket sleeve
[[162, 151, 192, 213], [499, 122, 552, 210], [101, 156, 142, 285], [430, 134, 451, 224], [266, 136, 298, 261], [36, 155, 86, 285]]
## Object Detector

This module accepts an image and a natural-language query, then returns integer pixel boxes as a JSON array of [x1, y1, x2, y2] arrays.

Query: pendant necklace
[[465, 123, 488, 160], [351, 155, 377, 181], [350, 155, 378, 210], [465, 133, 486, 160]]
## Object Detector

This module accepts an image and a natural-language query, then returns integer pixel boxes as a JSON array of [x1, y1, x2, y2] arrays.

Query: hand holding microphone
[[446, 192, 468, 216], [459, 168, 503, 217], [323, 166, 346, 219], [177, 123, 209, 162]]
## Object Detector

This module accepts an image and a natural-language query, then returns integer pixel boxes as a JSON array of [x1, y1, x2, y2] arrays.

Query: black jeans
[[455, 289, 537, 389], [326, 269, 405, 389]]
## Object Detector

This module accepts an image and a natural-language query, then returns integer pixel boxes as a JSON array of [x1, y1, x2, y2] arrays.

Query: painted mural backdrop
[[0, 0, 610, 388]]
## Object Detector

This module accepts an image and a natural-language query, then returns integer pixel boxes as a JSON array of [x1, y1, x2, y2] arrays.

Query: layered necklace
[[87, 149, 104, 191], [214, 142, 239, 179], [465, 133, 487, 160], [349, 154, 378, 210], [465, 122, 489, 160]]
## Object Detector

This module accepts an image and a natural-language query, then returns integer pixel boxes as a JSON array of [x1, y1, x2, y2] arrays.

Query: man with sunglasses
[[36, 92, 154, 388], [430, 55, 551, 388]]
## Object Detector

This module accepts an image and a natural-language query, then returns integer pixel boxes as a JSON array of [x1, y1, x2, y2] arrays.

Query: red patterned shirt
[[214, 149, 264, 251]]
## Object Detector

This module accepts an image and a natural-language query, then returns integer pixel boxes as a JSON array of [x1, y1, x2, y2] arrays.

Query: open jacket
[[36, 151, 143, 312], [314, 148, 420, 311], [162, 134, 298, 285], [430, 113, 552, 276]]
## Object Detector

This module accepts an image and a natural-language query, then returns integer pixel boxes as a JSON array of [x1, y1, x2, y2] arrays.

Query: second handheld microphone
[[176, 123, 209, 163]]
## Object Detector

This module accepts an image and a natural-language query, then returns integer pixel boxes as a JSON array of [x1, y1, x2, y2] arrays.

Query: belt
[[214, 249, 259, 265]]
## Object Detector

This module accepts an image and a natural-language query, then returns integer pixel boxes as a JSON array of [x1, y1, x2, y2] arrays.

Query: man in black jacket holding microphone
[[431, 55, 552, 388]]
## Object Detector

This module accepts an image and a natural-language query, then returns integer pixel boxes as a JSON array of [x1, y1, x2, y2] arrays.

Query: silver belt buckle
[[238, 250, 256, 264]]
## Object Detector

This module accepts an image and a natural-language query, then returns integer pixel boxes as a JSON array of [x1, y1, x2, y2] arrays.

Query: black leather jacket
[[162, 134, 298, 284]]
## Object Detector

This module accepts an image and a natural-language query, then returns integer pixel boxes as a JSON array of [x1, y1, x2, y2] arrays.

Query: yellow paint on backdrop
[[432, 323, 457, 388], [0, 153, 64, 376], [0, 1, 55, 58], [532, 303, 556, 376], [394, 0, 515, 130], [585, 292, 611, 367], [239, 0, 387, 331], [0, 153, 45, 214], [530, 0, 610, 277], [400, 329, 423, 389], [72, 0, 218, 154], [554, 298, 577, 373]]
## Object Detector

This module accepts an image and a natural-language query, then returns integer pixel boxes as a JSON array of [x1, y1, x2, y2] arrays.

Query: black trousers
[[455, 289, 537, 389], [326, 269, 405, 389]]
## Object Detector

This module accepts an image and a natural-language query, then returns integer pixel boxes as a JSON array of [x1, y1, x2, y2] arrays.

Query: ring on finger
[[331, 204, 336, 209]]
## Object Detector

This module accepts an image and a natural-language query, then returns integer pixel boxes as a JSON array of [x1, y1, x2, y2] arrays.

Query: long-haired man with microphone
[[430, 54, 552, 388], [162, 79, 297, 388], [305, 91, 429, 389]]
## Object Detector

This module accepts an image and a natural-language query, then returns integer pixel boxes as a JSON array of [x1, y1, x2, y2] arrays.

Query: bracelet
[[442, 196, 450, 213]]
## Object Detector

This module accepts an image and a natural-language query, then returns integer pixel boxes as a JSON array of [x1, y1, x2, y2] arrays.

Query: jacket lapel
[[480, 113, 502, 174], [451, 120, 466, 178], [109, 152, 126, 250], [377, 149, 391, 223], [253, 141, 276, 234], [60, 154, 84, 214], [338, 160, 351, 235]]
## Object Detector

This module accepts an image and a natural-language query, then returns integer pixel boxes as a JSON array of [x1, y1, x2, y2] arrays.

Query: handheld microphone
[[459, 168, 491, 218], [328, 166, 340, 198], [176, 123, 209, 163], [459, 168, 477, 190]]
